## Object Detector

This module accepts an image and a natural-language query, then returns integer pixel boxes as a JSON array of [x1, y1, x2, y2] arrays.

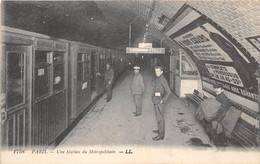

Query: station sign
[[126, 47, 165, 54], [138, 43, 152, 48]]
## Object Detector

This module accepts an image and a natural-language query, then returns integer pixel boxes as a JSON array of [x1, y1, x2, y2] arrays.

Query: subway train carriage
[[1, 26, 132, 148]]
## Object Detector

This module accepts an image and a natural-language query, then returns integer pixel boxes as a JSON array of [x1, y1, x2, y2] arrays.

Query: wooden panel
[[2, 34, 33, 45], [47, 96, 54, 144], [7, 115, 15, 147], [4, 108, 27, 148], [32, 90, 67, 146], [17, 110, 25, 147], [53, 90, 67, 137], [232, 118, 258, 148], [78, 46, 91, 53], [99, 76, 105, 94], [32, 98, 48, 145], [67, 44, 76, 120], [75, 82, 90, 118], [35, 39, 53, 50], [54, 42, 68, 51]]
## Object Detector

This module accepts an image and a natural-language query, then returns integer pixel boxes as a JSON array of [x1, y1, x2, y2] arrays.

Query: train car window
[[53, 63, 64, 91], [103, 54, 106, 70], [99, 54, 104, 72], [53, 52, 64, 63], [53, 52, 65, 91], [112, 54, 115, 66], [77, 53, 84, 83], [181, 56, 198, 76], [85, 54, 91, 79], [34, 51, 51, 98], [106, 54, 110, 64], [35, 51, 49, 63], [77, 53, 84, 62], [7, 52, 25, 108]]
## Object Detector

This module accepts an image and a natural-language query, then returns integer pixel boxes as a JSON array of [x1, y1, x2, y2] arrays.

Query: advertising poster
[[164, 5, 259, 103]]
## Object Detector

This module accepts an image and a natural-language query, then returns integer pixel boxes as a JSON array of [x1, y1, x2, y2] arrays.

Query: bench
[[186, 89, 260, 148], [226, 99, 259, 148], [186, 89, 207, 106], [232, 118, 259, 148]]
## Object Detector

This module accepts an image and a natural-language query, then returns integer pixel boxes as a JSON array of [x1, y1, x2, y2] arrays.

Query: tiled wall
[[149, 1, 260, 63]]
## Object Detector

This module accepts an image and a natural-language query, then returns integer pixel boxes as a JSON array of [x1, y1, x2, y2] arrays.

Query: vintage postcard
[[1, 0, 260, 163]]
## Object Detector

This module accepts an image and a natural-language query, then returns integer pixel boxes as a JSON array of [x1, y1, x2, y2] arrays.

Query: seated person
[[210, 83, 231, 146], [212, 83, 231, 122], [196, 83, 231, 146]]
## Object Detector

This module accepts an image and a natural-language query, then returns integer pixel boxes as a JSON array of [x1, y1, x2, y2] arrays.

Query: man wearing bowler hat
[[131, 66, 144, 117], [152, 66, 171, 141]]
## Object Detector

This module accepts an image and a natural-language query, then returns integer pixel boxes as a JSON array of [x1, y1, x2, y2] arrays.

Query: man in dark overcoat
[[152, 66, 171, 141]]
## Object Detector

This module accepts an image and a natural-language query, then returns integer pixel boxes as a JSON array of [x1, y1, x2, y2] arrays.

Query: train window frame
[[34, 50, 52, 100], [77, 53, 85, 84], [53, 52, 65, 64], [99, 54, 105, 72], [53, 52, 65, 93], [6, 51, 26, 110], [77, 53, 91, 84], [111, 54, 115, 66], [106, 54, 110, 64], [85, 53, 91, 80]]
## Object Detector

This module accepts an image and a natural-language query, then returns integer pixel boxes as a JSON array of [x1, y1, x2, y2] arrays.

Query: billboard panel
[[163, 4, 259, 103]]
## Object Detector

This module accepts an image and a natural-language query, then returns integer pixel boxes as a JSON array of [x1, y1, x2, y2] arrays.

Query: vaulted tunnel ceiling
[[2, 1, 158, 49], [1, 1, 260, 63]]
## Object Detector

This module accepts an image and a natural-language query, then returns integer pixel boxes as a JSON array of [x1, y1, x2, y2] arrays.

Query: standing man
[[131, 66, 144, 117], [105, 63, 114, 102], [152, 66, 171, 141]]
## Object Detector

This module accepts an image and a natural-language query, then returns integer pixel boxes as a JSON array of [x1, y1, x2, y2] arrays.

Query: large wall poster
[[205, 64, 244, 87], [175, 25, 233, 62], [163, 4, 259, 103]]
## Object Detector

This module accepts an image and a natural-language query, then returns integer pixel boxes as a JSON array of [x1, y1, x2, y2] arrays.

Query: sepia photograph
[[1, 0, 260, 163]]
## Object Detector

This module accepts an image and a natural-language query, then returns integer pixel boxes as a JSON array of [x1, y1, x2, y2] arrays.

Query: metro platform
[[57, 66, 212, 148]]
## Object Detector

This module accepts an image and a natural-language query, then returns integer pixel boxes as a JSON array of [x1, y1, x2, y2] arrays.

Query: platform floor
[[58, 67, 212, 148]]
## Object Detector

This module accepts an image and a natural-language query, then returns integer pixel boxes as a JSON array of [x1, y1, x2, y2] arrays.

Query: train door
[[111, 54, 114, 69], [76, 52, 91, 116], [98, 53, 105, 94], [1, 44, 32, 148], [90, 53, 98, 100], [106, 54, 111, 65], [32, 40, 68, 146]]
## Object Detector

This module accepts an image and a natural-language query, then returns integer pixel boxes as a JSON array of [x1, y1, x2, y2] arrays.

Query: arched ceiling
[[148, 0, 260, 64], [2, 1, 260, 63]]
